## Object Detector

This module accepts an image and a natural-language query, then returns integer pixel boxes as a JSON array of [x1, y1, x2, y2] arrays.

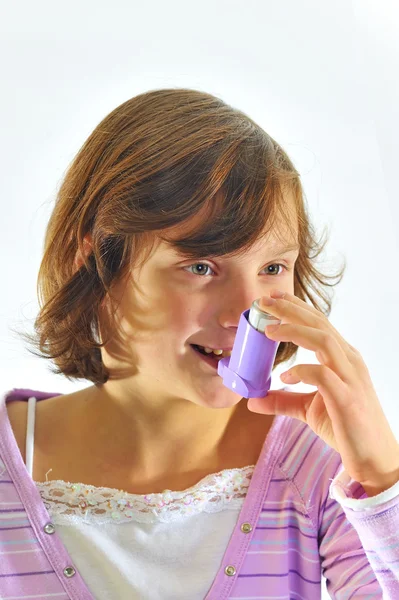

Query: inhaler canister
[[217, 298, 281, 398], [248, 298, 279, 333]]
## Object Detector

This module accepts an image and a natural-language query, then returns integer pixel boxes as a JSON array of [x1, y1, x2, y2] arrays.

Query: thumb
[[247, 389, 314, 424]]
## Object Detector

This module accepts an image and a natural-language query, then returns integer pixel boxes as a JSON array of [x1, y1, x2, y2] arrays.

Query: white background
[[1, 1, 398, 597]]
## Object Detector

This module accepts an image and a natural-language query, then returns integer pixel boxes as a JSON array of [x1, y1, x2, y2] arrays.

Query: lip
[[190, 344, 226, 370], [191, 344, 234, 352]]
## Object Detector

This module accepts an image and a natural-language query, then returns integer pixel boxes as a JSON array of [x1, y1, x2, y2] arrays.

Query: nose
[[217, 287, 262, 329]]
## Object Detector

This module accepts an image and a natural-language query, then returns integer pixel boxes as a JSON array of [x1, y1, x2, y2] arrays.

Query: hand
[[247, 288, 399, 497]]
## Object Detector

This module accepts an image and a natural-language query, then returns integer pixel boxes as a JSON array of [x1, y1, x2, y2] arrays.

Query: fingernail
[[262, 297, 277, 306], [280, 371, 291, 380], [271, 289, 286, 298]]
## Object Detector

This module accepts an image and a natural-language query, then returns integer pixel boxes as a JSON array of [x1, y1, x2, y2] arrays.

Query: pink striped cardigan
[[1, 387, 399, 599]]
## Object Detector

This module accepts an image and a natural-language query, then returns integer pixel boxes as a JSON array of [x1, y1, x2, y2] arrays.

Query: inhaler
[[217, 298, 281, 398]]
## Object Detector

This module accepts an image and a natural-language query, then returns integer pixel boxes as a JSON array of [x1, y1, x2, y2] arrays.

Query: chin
[[198, 390, 244, 409]]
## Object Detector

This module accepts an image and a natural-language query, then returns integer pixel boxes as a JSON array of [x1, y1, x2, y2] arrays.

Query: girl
[[1, 88, 399, 599]]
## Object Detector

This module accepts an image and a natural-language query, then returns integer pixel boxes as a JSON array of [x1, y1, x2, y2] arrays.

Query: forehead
[[157, 225, 299, 258], [169, 216, 297, 252], [148, 188, 299, 259]]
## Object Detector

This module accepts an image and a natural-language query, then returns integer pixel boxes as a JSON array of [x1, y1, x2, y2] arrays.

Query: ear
[[73, 233, 93, 271]]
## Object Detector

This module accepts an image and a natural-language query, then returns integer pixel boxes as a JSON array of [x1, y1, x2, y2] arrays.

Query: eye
[[183, 262, 289, 277], [264, 263, 288, 276], [184, 263, 215, 277]]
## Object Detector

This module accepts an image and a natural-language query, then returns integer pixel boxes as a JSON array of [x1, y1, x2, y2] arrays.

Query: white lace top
[[26, 396, 256, 599]]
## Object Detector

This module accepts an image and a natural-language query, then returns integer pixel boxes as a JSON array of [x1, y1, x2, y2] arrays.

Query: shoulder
[[6, 395, 64, 461]]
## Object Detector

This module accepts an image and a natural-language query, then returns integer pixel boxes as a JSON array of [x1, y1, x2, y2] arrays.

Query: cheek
[[167, 298, 198, 334]]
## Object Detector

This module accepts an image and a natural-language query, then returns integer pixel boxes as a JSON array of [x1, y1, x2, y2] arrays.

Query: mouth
[[190, 344, 231, 370]]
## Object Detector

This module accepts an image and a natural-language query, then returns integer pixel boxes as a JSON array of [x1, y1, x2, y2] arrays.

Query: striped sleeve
[[315, 462, 399, 598], [281, 419, 385, 598], [325, 467, 399, 598]]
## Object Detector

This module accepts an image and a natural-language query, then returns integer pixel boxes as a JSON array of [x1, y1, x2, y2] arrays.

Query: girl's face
[[98, 227, 299, 409]]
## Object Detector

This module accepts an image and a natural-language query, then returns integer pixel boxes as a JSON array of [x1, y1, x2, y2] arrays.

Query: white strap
[[25, 396, 37, 477]]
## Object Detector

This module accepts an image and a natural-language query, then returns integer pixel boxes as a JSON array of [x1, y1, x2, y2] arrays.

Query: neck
[[75, 382, 253, 483]]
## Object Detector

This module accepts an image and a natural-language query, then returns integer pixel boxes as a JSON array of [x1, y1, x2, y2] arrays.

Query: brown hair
[[13, 88, 345, 386]]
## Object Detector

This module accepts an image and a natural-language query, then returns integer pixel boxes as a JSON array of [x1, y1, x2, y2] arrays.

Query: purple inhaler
[[217, 298, 281, 398]]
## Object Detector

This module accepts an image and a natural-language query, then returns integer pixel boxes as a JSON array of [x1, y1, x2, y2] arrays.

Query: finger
[[266, 323, 353, 383], [263, 291, 354, 357], [247, 389, 315, 423], [283, 363, 349, 417]]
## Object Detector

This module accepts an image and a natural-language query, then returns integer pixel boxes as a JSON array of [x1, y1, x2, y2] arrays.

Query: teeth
[[203, 347, 231, 357]]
